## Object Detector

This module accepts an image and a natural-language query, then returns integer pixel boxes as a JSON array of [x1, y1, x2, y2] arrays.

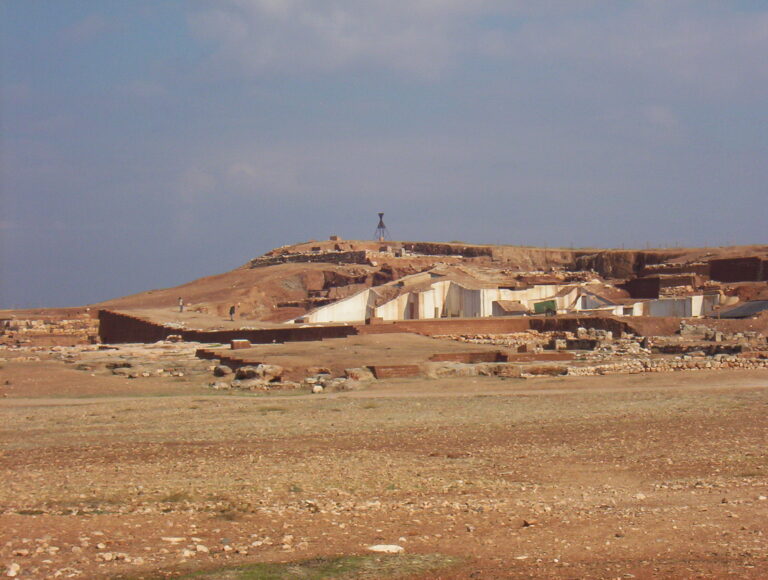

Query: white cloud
[[188, 1, 768, 99], [483, 4, 768, 101], [189, 0, 505, 77]]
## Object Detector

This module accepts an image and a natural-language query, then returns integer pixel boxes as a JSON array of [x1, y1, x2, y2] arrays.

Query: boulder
[[344, 367, 375, 381], [106, 361, 132, 370], [237, 364, 283, 382], [235, 366, 259, 380], [213, 365, 233, 377], [257, 364, 284, 382], [325, 378, 350, 391]]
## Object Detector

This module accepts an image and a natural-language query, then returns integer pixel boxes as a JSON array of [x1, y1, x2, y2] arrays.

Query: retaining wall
[[357, 317, 531, 336], [710, 257, 767, 282], [99, 309, 690, 345], [98, 310, 358, 344]]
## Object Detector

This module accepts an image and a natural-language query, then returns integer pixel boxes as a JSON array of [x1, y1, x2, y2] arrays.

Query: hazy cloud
[[60, 13, 108, 45], [189, 0, 506, 77], [124, 80, 169, 99], [484, 4, 768, 101], [3, 1, 767, 307], [189, 1, 768, 101]]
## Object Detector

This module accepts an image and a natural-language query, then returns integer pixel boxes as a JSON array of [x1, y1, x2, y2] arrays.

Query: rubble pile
[[0, 317, 98, 346], [209, 363, 302, 392], [433, 324, 768, 380], [42, 341, 212, 379], [566, 354, 768, 376], [443, 331, 552, 352], [209, 365, 374, 393]]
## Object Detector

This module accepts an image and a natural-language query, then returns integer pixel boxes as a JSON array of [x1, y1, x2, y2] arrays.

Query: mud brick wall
[[401, 242, 493, 258], [98, 310, 170, 343], [658, 274, 699, 288], [641, 263, 710, 277], [368, 364, 422, 379], [356, 315, 676, 338], [622, 274, 699, 299], [98, 310, 359, 344], [429, 351, 508, 363], [528, 315, 684, 337], [710, 257, 766, 282], [250, 251, 370, 268], [356, 317, 532, 336], [621, 277, 661, 299]]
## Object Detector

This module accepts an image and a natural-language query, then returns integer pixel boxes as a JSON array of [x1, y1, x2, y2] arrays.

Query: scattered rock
[[367, 544, 404, 554], [344, 367, 375, 381], [230, 378, 269, 390]]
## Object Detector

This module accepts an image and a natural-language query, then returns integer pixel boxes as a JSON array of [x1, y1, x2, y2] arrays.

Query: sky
[[1, 1, 767, 308]]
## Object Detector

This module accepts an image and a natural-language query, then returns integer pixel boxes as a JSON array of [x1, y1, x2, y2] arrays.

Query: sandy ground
[[203, 333, 512, 380], [1, 352, 767, 579]]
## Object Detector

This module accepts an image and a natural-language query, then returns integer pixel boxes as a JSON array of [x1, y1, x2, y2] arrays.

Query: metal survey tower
[[374, 213, 390, 242]]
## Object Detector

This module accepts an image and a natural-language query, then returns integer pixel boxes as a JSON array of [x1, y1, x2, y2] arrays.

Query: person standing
[[178, 297, 184, 313], [229, 304, 236, 321]]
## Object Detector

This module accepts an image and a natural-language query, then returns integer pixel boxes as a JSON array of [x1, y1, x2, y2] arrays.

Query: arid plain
[[2, 344, 767, 579]]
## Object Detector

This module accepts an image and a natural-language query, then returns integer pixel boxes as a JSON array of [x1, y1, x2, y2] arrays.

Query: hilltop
[[91, 239, 768, 328]]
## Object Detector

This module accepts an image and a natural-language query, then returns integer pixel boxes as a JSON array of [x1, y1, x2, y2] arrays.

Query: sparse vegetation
[[169, 554, 459, 580]]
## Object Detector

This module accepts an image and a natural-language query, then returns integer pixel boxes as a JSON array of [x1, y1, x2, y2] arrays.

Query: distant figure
[[229, 305, 236, 321], [178, 297, 184, 313]]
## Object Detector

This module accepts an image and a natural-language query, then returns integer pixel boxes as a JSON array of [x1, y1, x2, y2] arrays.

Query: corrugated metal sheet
[[714, 300, 768, 319]]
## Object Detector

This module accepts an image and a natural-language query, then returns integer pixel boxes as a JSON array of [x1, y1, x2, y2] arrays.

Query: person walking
[[229, 304, 236, 321], [178, 297, 184, 313]]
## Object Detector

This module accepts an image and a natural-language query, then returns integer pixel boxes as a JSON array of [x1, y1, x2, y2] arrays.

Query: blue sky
[[2, 1, 767, 307]]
